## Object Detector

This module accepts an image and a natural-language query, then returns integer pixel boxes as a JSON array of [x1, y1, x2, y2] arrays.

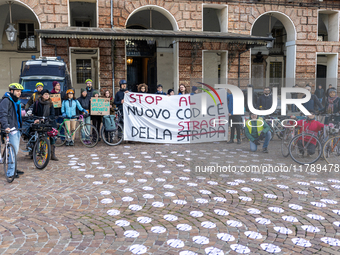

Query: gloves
[[62, 113, 66, 118], [254, 139, 261, 146], [83, 110, 88, 114], [259, 132, 266, 140]]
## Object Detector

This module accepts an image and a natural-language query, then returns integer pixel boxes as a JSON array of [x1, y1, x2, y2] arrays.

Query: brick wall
[[28, 0, 340, 92]]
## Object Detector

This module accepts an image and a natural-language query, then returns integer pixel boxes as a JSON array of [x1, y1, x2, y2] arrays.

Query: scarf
[[327, 96, 339, 114], [50, 88, 60, 94], [39, 97, 51, 117]]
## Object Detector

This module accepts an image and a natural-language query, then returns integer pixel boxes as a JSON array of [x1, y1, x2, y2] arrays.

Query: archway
[[0, 1, 40, 95], [251, 12, 296, 91], [125, 5, 179, 93]]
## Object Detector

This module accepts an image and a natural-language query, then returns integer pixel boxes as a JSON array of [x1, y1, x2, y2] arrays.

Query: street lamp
[[5, 1, 17, 45]]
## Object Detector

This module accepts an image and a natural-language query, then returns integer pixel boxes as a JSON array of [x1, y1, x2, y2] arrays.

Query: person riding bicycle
[[33, 89, 59, 161], [291, 110, 325, 156], [25, 82, 44, 110], [61, 89, 88, 146], [0, 83, 25, 178], [323, 88, 340, 124], [245, 112, 272, 153]]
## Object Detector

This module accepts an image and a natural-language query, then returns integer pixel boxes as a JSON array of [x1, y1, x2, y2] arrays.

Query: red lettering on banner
[[188, 96, 196, 105], [201, 120, 208, 129], [179, 97, 188, 107], [145, 96, 154, 104], [129, 94, 136, 103], [155, 96, 162, 105], [136, 94, 143, 103], [192, 121, 200, 130]]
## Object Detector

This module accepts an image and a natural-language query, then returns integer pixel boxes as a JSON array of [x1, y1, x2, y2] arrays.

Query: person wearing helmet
[[114, 79, 129, 113], [32, 89, 58, 161], [85, 79, 94, 99], [61, 89, 88, 146], [0, 83, 25, 178], [25, 82, 44, 110]]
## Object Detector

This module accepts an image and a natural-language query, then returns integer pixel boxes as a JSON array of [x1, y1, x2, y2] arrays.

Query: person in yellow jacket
[[244, 112, 272, 153], [25, 82, 44, 110]]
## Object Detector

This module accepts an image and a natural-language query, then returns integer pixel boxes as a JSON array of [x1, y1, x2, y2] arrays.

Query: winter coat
[[25, 90, 41, 110], [257, 94, 273, 110], [302, 94, 322, 111], [77, 95, 91, 115], [61, 99, 85, 118], [296, 119, 324, 145], [227, 93, 233, 115], [155, 91, 166, 95], [0, 92, 22, 130], [323, 97, 340, 114], [86, 87, 94, 99], [315, 88, 324, 99], [114, 89, 127, 111], [33, 98, 56, 128]]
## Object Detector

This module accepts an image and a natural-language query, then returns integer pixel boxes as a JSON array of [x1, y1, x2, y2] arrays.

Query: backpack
[[103, 115, 116, 132]]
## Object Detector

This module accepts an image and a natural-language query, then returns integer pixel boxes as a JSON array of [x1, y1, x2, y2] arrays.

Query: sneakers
[[17, 170, 24, 175], [69, 141, 74, 146], [227, 140, 234, 144], [83, 140, 90, 145], [237, 139, 241, 144], [65, 141, 70, 146], [263, 147, 268, 153]]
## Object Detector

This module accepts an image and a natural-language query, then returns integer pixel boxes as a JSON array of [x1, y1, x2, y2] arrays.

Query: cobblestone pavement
[[0, 138, 340, 255]]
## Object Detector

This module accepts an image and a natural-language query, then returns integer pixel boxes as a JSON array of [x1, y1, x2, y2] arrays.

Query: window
[[18, 23, 36, 50], [70, 0, 97, 27], [76, 59, 91, 84], [203, 5, 227, 32], [318, 11, 339, 42]]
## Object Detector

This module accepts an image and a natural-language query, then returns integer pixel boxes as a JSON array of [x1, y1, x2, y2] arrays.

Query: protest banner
[[123, 89, 228, 144], [50, 94, 61, 108], [91, 98, 110, 115]]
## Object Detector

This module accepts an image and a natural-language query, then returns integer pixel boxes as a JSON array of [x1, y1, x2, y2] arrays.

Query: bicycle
[[101, 108, 124, 146], [288, 119, 323, 165], [1, 128, 17, 183], [21, 117, 53, 169], [55, 115, 99, 148], [265, 115, 286, 140]]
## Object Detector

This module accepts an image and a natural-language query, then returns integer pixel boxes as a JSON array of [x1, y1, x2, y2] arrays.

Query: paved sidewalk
[[0, 139, 339, 254]]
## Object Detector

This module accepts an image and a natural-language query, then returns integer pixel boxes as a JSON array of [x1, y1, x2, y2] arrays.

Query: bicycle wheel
[[289, 134, 322, 165], [3, 143, 17, 183], [323, 136, 340, 165], [33, 137, 51, 169], [79, 124, 99, 148], [281, 129, 292, 157], [101, 124, 124, 146], [55, 124, 67, 147]]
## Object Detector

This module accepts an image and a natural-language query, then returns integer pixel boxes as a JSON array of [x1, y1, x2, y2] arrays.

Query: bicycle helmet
[[47, 128, 58, 137], [119, 79, 127, 86], [9, 83, 24, 90], [66, 89, 74, 94], [36, 82, 44, 87], [85, 79, 93, 83]]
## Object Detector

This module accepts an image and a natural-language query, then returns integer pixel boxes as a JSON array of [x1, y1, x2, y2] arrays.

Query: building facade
[[1, 0, 340, 96]]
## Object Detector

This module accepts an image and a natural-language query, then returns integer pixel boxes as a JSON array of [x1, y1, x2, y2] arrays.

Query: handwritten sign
[[123, 90, 228, 144], [91, 98, 110, 116], [50, 94, 61, 108]]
